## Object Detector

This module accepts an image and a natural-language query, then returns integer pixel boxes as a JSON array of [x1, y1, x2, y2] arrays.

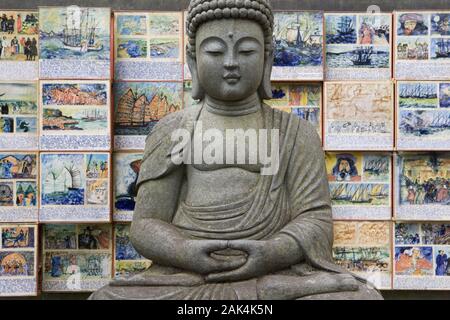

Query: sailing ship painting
[[329, 183, 390, 205], [431, 38, 450, 59], [42, 106, 108, 132], [363, 155, 391, 181], [399, 82, 450, 136], [327, 44, 390, 69], [61, 8, 103, 52], [39, 7, 110, 60], [351, 46, 373, 65], [397, 82, 450, 145], [400, 109, 450, 137], [273, 12, 323, 67], [41, 154, 85, 206], [41, 82, 109, 134], [333, 247, 390, 273], [326, 152, 390, 206], [326, 15, 357, 44], [114, 82, 182, 136], [399, 83, 438, 109], [326, 14, 391, 74]]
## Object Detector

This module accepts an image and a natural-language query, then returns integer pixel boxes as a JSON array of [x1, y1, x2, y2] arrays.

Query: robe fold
[[90, 103, 376, 300]]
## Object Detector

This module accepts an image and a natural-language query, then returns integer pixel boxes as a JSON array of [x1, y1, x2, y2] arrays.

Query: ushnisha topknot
[[186, 0, 275, 58]]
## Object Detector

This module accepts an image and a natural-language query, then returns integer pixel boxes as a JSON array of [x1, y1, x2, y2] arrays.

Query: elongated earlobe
[[187, 51, 205, 100], [258, 50, 274, 100]]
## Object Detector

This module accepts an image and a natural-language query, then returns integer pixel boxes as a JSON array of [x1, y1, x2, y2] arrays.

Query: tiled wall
[[0, 7, 449, 296]]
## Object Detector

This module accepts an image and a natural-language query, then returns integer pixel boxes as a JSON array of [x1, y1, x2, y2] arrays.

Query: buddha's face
[[195, 19, 265, 102]]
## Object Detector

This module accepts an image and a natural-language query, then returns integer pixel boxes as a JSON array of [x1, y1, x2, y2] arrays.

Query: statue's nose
[[224, 53, 239, 69]]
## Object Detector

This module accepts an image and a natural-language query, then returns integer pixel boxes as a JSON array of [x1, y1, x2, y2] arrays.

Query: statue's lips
[[223, 74, 241, 84]]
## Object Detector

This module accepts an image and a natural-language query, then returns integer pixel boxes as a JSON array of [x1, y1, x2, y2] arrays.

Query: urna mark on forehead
[[195, 19, 265, 49]]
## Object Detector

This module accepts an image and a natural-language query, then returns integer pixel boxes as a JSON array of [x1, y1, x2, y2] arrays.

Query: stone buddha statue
[[91, 0, 382, 300]]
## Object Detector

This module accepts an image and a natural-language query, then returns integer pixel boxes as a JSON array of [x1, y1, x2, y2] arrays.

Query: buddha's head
[[186, 0, 274, 102]]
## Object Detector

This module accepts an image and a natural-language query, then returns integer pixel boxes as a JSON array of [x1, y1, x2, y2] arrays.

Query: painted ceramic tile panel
[[264, 82, 322, 139], [0, 224, 37, 296], [324, 81, 394, 150], [394, 222, 450, 289], [397, 81, 450, 150], [395, 152, 450, 220], [39, 153, 111, 222], [333, 221, 391, 289], [113, 152, 143, 221], [42, 224, 112, 292], [0, 82, 38, 150], [0, 153, 38, 222], [325, 13, 391, 80], [39, 6, 111, 79], [114, 224, 151, 279], [114, 81, 183, 150], [271, 11, 324, 80], [325, 152, 392, 220], [114, 12, 183, 80], [395, 12, 450, 80], [0, 11, 39, 80], [39, 80, 111, 150]]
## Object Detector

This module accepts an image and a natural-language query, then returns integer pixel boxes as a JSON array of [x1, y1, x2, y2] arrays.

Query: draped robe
[[90, 104, 381, 300]]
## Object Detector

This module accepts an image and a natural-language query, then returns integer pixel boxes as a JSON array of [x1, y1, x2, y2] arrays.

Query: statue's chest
[[190, 111, 267, 170]]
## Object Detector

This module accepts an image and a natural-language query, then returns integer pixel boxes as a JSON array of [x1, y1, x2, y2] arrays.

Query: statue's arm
[[130, 166, 188, 267], [278, 119, 335, 268]]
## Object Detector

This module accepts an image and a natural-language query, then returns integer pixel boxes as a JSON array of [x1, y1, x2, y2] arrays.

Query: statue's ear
[[187, 51, 205, 100], [258, 50, 274, 100]]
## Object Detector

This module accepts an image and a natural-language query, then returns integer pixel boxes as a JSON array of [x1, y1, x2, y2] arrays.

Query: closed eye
[[206, 50, 224, 56], [239, 50, 256, 55]]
